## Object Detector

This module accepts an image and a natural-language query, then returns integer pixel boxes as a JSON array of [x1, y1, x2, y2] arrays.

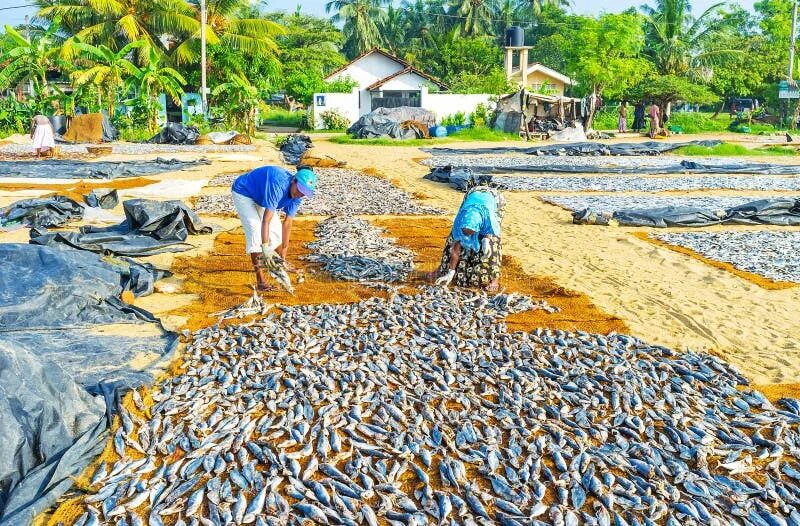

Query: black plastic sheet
[[0, 157, 210, 179], [422, 140, 723, 156], [0, 243, 176, 525], [347, 107, 435, 139], [0, 341, 108, 526], [280, 134, 313, 165], [573, 198, 800, 227], [0, 195, 84, 229], [31, 199, 213, 256], [423, 166, 494, 192], [84, 188, 119, 209], [148, 122, 200, 144]]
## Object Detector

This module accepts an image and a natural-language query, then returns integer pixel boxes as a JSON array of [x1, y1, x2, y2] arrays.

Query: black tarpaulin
[[573, 198, 800, 227], [347, 107, 435, 140], [148, 122, 200, 145], [280, 134, 313, 165], [0, 158, 209, 179], [0, 196, 84, 229], [423, 166, 494, 192], [0, 341, 108, 526], [31, 198, 214, 256], [84, 188, 119, 209], [0, 243, 177, 525]]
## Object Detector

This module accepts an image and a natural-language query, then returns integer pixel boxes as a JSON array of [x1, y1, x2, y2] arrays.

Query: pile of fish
[[304, 216, 414, 283], [422, 154, 800, 176], [541, 195, 773, 215], [488, 175, 800, 193], [199, 169, 442, 216], [74, 286, 800, 526], [655, 231, 800, 284]]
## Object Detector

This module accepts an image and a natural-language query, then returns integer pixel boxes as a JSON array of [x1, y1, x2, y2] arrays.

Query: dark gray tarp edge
[[0, 158, 210, 180], [572, 198, 800, 227]]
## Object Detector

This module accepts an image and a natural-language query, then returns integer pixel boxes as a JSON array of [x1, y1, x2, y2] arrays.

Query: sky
[[0, 0, 758, 27]]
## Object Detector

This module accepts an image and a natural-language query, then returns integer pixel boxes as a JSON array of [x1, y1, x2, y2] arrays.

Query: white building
[[311, 49, 494, 130]]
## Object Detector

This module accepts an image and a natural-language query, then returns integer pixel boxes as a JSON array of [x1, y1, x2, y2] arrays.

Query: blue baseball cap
[[295, 168, 317, 197]]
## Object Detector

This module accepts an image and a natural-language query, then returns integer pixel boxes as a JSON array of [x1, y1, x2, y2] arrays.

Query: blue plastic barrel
[[431, 126, 447, 138]]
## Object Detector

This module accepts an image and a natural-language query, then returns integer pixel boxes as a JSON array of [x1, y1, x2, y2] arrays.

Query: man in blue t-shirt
[[231, 165, 317, 291]]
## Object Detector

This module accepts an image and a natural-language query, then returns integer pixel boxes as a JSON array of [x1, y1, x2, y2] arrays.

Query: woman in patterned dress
[[432, 186, 505, 292]]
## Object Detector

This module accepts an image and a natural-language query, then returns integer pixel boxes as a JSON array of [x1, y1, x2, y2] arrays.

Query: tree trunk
[[711, 99, 725, 119]]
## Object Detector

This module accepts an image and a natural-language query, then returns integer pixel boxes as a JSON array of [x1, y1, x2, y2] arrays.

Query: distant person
[[618, 101, 628, 133], [648, 102, 661, 139], [30, 115, 55, 157], [730, 102, 737, 119], [231, 165, 317, 291], [633, 102, 646, 133], [431, 186, 505, 293]]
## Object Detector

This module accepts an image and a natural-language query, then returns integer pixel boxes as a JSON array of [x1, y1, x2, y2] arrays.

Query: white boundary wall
[[420, 91, 495, 124], [311, 88, 360, 129], [310, 86, 495, 129]]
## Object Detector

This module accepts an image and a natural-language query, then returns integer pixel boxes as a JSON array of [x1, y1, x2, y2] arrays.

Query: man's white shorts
[[232, 191, 282, 253]]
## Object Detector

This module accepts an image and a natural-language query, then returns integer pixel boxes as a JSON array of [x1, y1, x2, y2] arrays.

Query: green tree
[[70, 39, 145, 116], [564, 13, 652, 128], [641, 0, 737, 78], [326, 0, 388, 58], [703, 7, 766, 117], [171, 0, 285, 65], [37, 0, 196, 60], [630, 74, 717, 115], [0, 19, 64, 97], [450, 0, 494, 36], [448, 67, 514, 94], [211, 73, 263, 135], [126, 47, 186, 131], [528, 0, 571, 17]]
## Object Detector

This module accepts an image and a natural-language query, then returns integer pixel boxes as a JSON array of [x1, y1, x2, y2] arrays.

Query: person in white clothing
[[31, 115, 55, 157]]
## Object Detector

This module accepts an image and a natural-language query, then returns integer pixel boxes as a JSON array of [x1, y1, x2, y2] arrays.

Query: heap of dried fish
[[304, 216, 414, 283], [77, 286, 800, 526], [655, 231, 800, 284], [199, 168, 442, 216], [542, 195, 774, 215], [491, 175, 800, 193]]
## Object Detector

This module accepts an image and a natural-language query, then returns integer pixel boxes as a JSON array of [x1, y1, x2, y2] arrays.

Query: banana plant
[[212, 73, 264, 135], [0, 18, 63, 97], [69, 39, 145, 117], [125, 47, 187, 132]]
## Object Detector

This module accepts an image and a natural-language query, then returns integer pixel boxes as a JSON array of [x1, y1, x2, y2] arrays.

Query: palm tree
[[126, 47, 186, 131], [450, 0, 493, 37], [170, 0, 286, 64], [70, 39, 145, 116], [529, 0, 571, 17], [641, 0, 735, 77], [0, 18, 63, 97], [36, 0, 196, 61], [326, 0, 388, 58]]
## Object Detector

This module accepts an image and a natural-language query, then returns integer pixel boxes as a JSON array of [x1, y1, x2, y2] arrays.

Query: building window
[[316, 95, 326, 107]]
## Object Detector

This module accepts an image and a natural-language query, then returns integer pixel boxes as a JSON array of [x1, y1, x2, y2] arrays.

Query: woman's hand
[[435, 269, 455, 287]]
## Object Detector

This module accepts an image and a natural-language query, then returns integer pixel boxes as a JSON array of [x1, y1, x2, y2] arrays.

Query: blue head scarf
[[453, 207, 483, 252], [451, 191, 501, 252]]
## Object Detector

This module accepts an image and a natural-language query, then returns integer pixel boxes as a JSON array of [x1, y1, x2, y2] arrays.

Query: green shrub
[[319, 108, 350, 130], [441, 112, 466, 126], [469, 103, 492, 127], [261, 106, 304, 127]]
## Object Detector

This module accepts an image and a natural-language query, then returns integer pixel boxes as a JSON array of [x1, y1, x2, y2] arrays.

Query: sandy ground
[[2, 134, 799, 391], [306, 137, 800, 387]]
